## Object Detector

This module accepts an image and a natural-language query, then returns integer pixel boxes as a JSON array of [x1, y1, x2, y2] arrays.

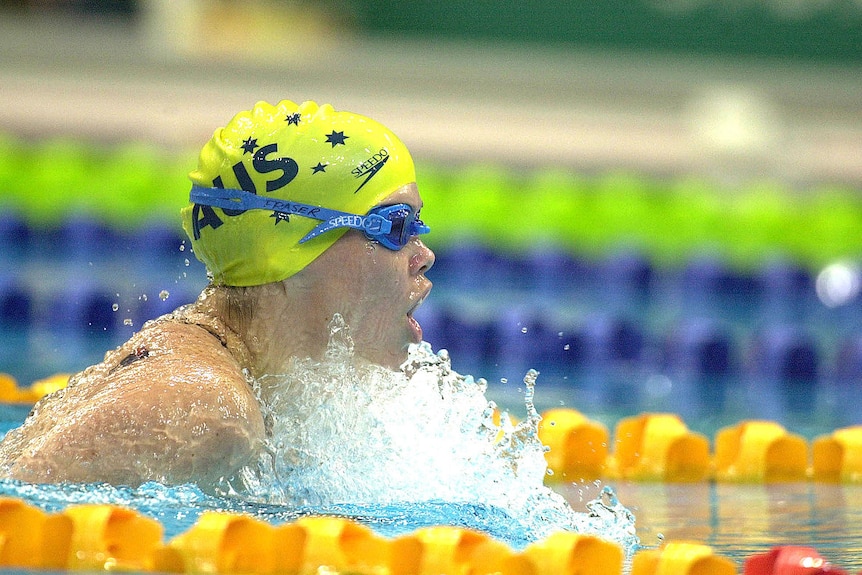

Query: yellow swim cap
[[181, 100, 416, 286]]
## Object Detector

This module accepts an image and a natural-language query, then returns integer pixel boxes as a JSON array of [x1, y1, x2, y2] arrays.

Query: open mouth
[[406, 287, 431, 342], [408, 293, 427, 317]]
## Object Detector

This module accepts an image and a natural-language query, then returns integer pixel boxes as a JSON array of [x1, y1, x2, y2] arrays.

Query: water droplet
[[563, 344, 571, 350], [520, 327, 528, 334], [111, 303, 119, 312], [140, 293, 148, 302], [179, 243, 186, 251], [184, 259, 190, 267], [159, 290, 170, 301], [500, 378, 508, 384], [123, 318, 133, 326]]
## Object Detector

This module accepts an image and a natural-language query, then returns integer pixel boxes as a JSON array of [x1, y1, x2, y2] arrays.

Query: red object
[[744, 546, 848, 575]]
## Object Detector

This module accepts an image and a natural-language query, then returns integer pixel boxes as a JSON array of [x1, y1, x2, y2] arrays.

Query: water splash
[[228, 314, 639, 552]]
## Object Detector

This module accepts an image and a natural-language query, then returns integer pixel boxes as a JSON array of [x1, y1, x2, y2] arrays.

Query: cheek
[[338, 258, 402, 319]]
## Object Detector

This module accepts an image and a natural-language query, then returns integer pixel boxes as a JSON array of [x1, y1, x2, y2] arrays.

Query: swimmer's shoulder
[[92, 307, 264, 433], [10, 307, 267, 486], [101, 305, 252, 384]]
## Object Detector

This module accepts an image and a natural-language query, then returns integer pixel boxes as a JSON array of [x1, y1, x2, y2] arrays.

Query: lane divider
[[632, 541, 736, 575], [605, 413, 710, 482], [0, 496, 855, 574], [537, 409, 862, 485], [714, 421, 808, 483], [0, 373, 70, 404]]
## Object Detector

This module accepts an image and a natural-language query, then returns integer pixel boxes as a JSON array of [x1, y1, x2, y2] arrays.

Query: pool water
[[561, 481, 862, 570]]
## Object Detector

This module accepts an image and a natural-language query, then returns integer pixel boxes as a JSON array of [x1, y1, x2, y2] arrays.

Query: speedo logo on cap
[[352, 148, 389, 193]]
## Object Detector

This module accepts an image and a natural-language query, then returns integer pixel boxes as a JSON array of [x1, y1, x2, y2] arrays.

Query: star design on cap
[[311, 162, 327, 174], [241, 137, 259, 155], [286, 113, 301, 126], [325, 130, 348, 147], [270, 211, 290, 225]]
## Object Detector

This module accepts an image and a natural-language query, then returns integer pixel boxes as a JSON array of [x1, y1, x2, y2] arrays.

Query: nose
[[410, 238, 435, 275]]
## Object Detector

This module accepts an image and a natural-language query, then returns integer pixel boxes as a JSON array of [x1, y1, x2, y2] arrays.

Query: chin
[[356, 345, 407, 372]]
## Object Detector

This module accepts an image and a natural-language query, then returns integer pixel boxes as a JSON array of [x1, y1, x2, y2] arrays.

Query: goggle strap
[[190, 185, 397, 244], [299, 214, 393, 244]]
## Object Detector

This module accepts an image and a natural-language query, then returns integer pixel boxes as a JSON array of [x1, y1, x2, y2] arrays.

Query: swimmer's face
[[301, 182, 435, 370]]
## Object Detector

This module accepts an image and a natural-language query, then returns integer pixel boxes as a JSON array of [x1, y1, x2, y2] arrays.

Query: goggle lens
[[367, 204, 429, 250]]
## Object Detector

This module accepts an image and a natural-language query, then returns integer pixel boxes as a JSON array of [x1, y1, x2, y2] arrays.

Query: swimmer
[[0, 100, 435, 489]]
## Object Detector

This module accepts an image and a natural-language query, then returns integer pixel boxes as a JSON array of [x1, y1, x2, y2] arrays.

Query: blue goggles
[[190, 185, 430, 251]]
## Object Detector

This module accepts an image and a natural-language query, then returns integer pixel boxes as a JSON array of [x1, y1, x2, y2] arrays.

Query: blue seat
[[49, 281, 119, 335], [0, 275, 32, 327], [836, 335, 862, 383], [760, 258, 814, 298], [431, 243, 515, 292], [663, 318, 736, 377], [758, 258, 816, 322], [582, 315, 645, 366], [681, 257, 762, 298], [128, 221, 189, 264], [0, 211, 31, 260], [494, 307, 585, 374], [133, 284, 200, 325], [600, 249, 653, 294], [411, 299, 444, 349], [54, 215, 120, 261], [521, 247, 593, 295], [751, 326, 819, 383], [433, 304, 498, 374], [676, 256, 762, 322]]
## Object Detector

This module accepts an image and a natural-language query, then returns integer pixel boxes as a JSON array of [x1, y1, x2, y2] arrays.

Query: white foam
[[229, 314, 639, 550]]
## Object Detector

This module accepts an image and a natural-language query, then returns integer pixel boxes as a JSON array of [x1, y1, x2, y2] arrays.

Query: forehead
[[378, 182, 421, 209]]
